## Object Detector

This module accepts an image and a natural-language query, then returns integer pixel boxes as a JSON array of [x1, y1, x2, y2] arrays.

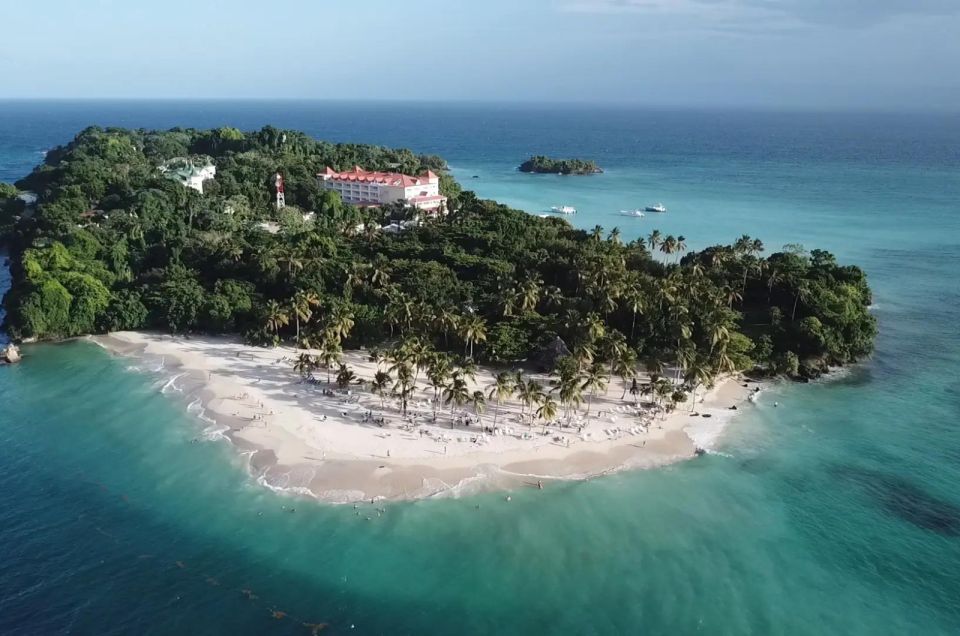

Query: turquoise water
[[2, 102, 960, 634]]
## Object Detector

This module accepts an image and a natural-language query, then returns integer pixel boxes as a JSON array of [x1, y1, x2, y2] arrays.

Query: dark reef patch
[[830, 465, 960, 536]]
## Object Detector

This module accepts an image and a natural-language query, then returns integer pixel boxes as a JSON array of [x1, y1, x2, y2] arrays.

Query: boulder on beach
[[533, 336, 571, 371], [2, 344, 21, 364]]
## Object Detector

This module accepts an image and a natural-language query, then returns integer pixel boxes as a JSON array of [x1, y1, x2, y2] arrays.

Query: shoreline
[[92, 332, 759, 503]]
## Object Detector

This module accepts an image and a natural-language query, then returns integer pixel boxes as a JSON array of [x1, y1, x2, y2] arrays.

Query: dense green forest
[[518, 156, 603, 175], [0, 126, 875, 385]]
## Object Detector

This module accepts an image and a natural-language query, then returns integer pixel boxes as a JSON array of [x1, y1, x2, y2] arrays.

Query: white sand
[[93, 332, 757, 502]]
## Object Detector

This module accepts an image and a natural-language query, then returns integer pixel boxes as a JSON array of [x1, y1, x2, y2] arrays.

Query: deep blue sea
[[1, 101, 959, 635]]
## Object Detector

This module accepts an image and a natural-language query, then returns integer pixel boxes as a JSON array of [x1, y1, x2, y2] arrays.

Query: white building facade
[[160, 159, 216, 194], [317, 166, 447, 213]]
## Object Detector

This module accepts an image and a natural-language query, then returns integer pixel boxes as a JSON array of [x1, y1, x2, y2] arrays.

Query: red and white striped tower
[[274, 172, 285, 209]]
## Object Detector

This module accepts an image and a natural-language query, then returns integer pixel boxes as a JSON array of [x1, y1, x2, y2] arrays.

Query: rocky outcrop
[[2, 344, 20, 364], [533, 336, 571, 371]]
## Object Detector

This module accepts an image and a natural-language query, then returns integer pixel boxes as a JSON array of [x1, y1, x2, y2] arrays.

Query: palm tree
[[542, 285, 564, 309], [791, 281, 811, 321], [584, 312, 606, 342], [596, 280, 621, 316], [384, 293, 415, 336], [689, 261, 706, 280], [537, 397, 559, 428], [516, 380, 545, 426], [383, 295, 402, 338], [368, 348, 387, 372], [601, 331, 629, 386], [263, 300, 290, 343], [443, 376, 470, 426], [392, 363, 415, 415], [624, 280, 645, 341], [660, 235, 678, 261], [654, 378, 673, 417], [608, 227, 622, 245], [278, 254, 304, 281], [766, 266, 782, 303], [460, 315, 487, 359], [706, 309, 731, 353], [613, 349, 638, 399], [675, 235, 687, 263], [711, 346, 737, 377], [733, 234, 751, 258], [684, 361, 713, 411], [327, 305, 355, 342], [590, 225, 604, 241], [581, 363, 609, 417], [369, 263, 391, 288], [426, 354, 452, 419], [554, 371, 584, 425], [500, 288, 518, 318], [487, 371, 515, 431], [293, 353, 316, 379], [674, 339, 695, 385], [317, 336, 343, 384], [722, 285, 743, 308], [518, 273, 543, 313], [255, 245, 281, 280], [572, 341, 596, 373], [470, 391, 486, 425], [644, 356, 665, 379], [647, 230, 663, 253], [371, 370, 391, 409], [335, 364, 356, 389], [435, 307, 460, 348], [290, 290, 320, 346], [343, 262, 370, 299], [407, 339, 435, 389], [458, 358, 478, 385]]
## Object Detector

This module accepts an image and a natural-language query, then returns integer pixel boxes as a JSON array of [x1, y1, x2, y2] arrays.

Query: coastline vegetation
[[518, 156, 602, 175], [1, 126, 875, 409]]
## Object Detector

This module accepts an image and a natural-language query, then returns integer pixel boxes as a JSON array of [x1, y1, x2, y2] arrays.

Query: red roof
[[318, 166, 439, 187]]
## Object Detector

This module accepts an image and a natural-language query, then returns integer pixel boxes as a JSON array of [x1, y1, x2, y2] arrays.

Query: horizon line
[[0, 97, 956, 116]]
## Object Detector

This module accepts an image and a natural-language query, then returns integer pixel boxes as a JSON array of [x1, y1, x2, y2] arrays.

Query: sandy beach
[[93, 332, 758, 502]]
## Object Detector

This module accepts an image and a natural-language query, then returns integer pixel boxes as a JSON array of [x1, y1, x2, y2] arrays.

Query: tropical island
[[518, 156, 603, 175], [0, 126, 876, 500]]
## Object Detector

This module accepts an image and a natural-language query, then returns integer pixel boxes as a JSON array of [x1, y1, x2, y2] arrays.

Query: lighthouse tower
[[274, 172, 285, 210]]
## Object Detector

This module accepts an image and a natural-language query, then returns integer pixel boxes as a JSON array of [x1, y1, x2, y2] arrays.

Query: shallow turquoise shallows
[[1, 102, 959, 635]]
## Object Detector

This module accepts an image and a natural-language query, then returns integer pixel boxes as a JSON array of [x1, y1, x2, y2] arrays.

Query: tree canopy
[[1, 127, 875, 381], [518, 156, 602, 175]]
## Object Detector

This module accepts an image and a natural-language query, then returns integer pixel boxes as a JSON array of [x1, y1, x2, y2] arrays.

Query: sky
[[2, 0, 959, 110]]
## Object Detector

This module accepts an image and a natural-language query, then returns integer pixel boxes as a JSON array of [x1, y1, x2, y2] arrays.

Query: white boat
[[619, 209, 645, 218], [550, 205, 577, 214], [644, 203, 667, 213]]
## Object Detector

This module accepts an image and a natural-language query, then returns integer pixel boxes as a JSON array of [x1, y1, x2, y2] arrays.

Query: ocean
[[1, 101, 959, 635]]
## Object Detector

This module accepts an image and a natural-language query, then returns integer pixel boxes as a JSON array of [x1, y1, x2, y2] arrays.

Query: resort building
[[159, 158, 216, 194], [317, 166, 447, 214]]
